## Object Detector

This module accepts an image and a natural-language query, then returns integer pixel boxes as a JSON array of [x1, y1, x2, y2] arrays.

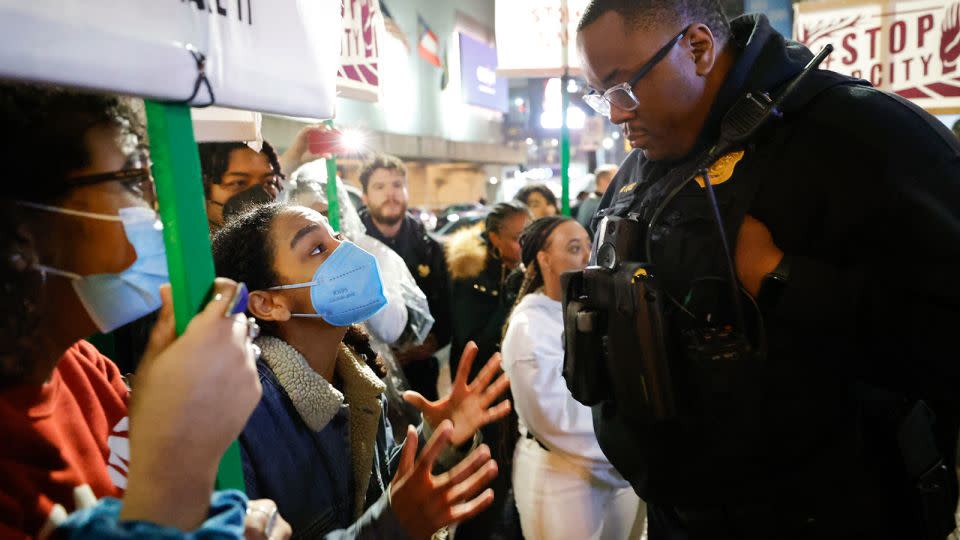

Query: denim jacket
[[239, 337, 409, 540], [54, 490, 247, 539]]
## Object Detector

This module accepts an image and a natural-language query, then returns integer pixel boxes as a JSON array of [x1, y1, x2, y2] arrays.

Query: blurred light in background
[[340, 128, 367, 153]]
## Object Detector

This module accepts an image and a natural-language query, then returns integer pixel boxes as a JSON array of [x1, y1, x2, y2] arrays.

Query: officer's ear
[[687, 23, 720, 77], [249, 290, 292, 322]]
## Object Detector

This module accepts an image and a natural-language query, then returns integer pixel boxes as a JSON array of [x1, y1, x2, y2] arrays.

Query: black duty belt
[[524, 431, 549, 452]]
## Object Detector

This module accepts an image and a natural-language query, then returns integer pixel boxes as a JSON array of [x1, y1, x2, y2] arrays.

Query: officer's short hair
[[358, 154, 407, 193], [578, 0, 730, 45]]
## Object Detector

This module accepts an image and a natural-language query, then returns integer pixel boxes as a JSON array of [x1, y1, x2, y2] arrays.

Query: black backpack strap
[[721, 74, 871, 248]]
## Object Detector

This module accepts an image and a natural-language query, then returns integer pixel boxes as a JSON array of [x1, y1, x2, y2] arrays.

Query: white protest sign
[[495, 0, 590, 77], [191, 107, 262, 143], [0, 0, 341, 119], [338, 0, 384, 102], [796, 0, 960, 112]]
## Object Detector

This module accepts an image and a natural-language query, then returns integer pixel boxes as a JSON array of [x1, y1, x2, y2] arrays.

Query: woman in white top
[[501, 216, 646, 540]]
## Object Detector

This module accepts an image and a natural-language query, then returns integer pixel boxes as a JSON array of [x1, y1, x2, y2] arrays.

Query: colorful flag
[[440, 43, 449, 89], [379, 1, 410, 52], [417, 14, 442, 68]]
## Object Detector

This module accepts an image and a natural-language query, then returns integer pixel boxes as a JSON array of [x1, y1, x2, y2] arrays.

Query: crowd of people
[[0, 83, 635, 540], [2, 0, 960, 539]]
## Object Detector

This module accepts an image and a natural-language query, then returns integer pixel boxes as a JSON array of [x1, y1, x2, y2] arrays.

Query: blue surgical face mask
[[19, 202, 169, 333], [269, 241, 387, 327]]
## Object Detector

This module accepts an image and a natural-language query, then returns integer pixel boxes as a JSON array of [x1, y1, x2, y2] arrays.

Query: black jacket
[[592, 15, 960, 536], [443, 225, 521, 540], [360, 210, 452, 349], [444, 225, 513, 378]]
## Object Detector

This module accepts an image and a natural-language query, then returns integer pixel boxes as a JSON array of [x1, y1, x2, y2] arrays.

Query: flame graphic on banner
[[797, 1, 960, 108]]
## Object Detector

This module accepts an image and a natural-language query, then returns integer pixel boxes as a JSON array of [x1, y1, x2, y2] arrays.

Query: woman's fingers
[[482, 399, 513, 425], [395, 425, 418, 480], [414, 420, 453, 477], [402, 390, 433, 412], [453, 342, 479, 388], [481, 372, 511, 405], [448, 488, 496, 523], [445, 458, 498, 504], [439, 444, 491, 487], [469, 353, 502, 392], [140, 284, 177, 367]]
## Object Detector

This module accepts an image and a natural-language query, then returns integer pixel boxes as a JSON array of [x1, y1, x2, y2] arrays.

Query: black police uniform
[[359, 210, 451, 401], [588, 15, 960, 540]]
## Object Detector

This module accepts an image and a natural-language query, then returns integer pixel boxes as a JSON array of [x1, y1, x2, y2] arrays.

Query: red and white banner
[[795, 0, 960, 111], [338, 0, 383, 102]]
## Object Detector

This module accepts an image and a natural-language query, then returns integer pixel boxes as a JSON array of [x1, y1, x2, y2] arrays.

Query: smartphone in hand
[[308, 128, 344, 155]]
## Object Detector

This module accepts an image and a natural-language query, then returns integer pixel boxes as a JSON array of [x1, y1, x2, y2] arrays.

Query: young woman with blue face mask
[[0, 84, 290, 539], [212, 203, 513, 539]]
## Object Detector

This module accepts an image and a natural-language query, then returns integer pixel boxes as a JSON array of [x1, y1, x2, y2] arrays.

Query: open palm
[[404, 342, 512, 447]]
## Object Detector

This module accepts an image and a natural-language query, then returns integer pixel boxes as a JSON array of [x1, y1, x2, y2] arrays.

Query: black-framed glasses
[[67, 147, 157, 207], [583, 25, 691, 118]]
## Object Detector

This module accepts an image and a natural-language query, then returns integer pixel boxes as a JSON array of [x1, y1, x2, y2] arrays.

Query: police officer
[[358, 155, 451, 401], [575, 1, 960, 538]]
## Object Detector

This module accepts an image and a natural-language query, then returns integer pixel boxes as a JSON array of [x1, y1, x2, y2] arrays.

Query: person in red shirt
[[0, 84, 288, 539], [0, 340, 130, 537]]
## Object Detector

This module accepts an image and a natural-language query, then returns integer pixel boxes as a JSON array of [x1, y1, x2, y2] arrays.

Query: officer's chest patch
[[694, 150, 744, 188]]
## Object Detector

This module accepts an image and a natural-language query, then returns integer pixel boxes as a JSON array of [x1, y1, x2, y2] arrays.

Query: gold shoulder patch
[[619, 182, 639, 194], [695, 150, 745, 188], [417, 264, 431, 278]]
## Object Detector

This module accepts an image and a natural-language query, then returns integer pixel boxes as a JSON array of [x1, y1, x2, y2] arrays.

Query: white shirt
[[501, 292, 629, 487]]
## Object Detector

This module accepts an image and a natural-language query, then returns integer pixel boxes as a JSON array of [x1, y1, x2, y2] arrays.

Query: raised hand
[[121, 278, 262, 530], [403, 342, 512, 447], [278, 124, 334, 176], [390, 422, 498, 540], [941, 3, 960, 74]]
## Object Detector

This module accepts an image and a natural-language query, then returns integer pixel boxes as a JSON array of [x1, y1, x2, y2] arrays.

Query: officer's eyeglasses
[[67, 147, 157, 208], [583, 25, 691, 118]]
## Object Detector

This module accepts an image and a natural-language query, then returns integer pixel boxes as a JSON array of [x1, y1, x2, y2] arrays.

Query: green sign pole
[[560, 73, 572, 217], [144, 100, 246, 492], [559, 0, 572, 217], [324, 120, 340, 232]]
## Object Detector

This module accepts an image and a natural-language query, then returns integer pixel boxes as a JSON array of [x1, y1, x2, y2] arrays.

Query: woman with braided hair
[[501, 216, 645, 540]]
